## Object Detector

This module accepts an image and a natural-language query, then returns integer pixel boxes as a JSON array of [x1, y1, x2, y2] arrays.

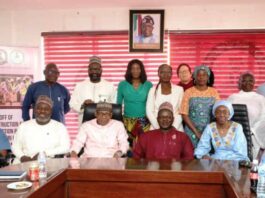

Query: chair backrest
[[231, 104, 253, 161], [82, 103, 123, 123]]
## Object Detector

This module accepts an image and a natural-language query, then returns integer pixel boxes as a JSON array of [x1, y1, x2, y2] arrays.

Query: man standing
[[70, 102, 129, 158], [133, 102, 194, 160], [22, 63, 70, 124], [13, 95, 70, 163], [70, 56, 116, 125], [134, 15, 158, 44]]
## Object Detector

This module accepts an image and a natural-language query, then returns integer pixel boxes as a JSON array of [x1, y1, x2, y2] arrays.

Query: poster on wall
[[0, 46, 39, 144]]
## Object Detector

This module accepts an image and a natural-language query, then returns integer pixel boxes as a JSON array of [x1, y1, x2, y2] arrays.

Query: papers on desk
[[0, 170, 27, 181]]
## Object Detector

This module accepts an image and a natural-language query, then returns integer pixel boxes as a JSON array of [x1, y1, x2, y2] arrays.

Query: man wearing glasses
[[22, 63, 70, 124]]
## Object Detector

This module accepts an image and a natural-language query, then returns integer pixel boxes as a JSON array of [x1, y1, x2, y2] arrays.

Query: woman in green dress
[[117, 59, 152, 147]]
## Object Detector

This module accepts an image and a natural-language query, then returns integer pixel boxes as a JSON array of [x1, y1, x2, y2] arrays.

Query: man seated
[[12, 95, 70, 163], [70, 102, 129, 158], [133, 102, 194, 160]]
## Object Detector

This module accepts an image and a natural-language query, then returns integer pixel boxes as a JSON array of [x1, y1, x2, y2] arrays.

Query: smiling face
[[195, 69, 209, 86], [142, 23, 154, 37], [34, 102, 52, 125], [88, 63, 102, 83], [131, 63, 141, 79], [157, 109, 174, 131], [158, 65, 172, 83], [214, 105, 230, 125], [95, 109, 112, 126], [44, 64, 60, 84], [178, 65, 192, 84], [240, 74, 255, 92]]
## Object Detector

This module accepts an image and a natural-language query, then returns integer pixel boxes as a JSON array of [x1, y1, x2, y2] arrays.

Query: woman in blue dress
[[195, 100, 249, 161]]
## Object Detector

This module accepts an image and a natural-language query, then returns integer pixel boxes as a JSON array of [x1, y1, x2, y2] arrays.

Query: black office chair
[[79, 103, 123, 157], [82, 103, 123, 123], [231, 104, 253, 161]]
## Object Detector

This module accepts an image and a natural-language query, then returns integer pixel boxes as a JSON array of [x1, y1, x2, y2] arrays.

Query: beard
[[89, 73, 101, 82], [36, 116, 51, 125]]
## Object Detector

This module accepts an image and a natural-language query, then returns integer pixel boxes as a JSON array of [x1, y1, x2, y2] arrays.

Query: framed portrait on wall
[[129, 10, 165, 53]]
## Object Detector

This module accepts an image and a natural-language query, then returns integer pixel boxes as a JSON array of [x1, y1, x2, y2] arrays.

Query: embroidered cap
[[96, 102, 112, 112], [158, 102, 173, 113], [89, 56, 101, 65], [142, 15, 154, 25], [36, 95, 53, 108]]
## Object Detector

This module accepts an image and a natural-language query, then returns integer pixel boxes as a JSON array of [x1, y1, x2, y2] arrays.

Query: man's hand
[[81, 99, 94, 109], [70, 151, 78, 158], [113, 150, 123, 158], [202, 155, 212, 160]]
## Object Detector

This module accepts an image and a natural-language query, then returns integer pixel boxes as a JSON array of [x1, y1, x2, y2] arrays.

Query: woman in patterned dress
[[180, 65, 220, 147], [194, 100, 248, 161]]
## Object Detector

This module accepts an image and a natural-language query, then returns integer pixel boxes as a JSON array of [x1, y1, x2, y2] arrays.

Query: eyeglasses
[[46, 70, 60, 75]]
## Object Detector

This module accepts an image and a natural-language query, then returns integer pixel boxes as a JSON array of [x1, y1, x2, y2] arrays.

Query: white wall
[[1, 3, 265, 47]]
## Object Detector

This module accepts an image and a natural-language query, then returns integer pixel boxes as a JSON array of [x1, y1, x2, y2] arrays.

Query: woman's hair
[[238, 71, 255, 90], [125, 59, 147, 84], [154, 64, 172, 97]]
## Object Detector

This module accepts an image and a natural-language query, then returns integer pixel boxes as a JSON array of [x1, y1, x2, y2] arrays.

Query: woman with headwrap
[[146, 64, 184, 132], [180, 65, 220, 147], [227, 72, 265, 158], [195, 100, 248, 161]]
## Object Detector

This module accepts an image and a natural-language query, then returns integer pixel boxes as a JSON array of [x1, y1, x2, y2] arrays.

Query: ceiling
[[0, 0, 263, 10]]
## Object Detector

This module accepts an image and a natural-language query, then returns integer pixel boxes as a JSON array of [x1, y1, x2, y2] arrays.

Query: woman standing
[[195, 100, 249, 161], [117, 59, 152, 146], [146, 64, 184, 131], [180, 65, 220, 147]]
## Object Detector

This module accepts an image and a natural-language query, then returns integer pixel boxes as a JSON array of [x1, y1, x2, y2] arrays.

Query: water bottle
[[250, 159, 259, 193], [257, 156, 265, 197], [38, 151, 47, 178]]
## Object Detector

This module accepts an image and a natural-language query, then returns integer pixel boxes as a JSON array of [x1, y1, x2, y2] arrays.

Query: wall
[[0, 2, 265, 47]]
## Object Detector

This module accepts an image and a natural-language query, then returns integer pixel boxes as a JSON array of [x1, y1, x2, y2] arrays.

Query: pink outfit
[[71, 119, 129, 158]]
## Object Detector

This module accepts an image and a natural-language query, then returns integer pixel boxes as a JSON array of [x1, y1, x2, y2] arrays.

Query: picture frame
[[129, 10, 165, 53]]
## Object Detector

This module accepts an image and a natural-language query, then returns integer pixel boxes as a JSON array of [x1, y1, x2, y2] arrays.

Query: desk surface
[[0, 158, 255, 198]]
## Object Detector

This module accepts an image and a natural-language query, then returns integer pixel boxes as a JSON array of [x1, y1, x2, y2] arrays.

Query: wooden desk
[[0, 158, 255, 198]]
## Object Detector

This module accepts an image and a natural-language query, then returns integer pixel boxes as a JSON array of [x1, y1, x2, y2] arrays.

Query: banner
[[0, 46, 39, 144]]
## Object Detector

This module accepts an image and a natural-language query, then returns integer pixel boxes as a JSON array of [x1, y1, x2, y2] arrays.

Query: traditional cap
[[36, 95, 53, 108], [212, 100, 234, 120], [96, 102, 112, 112], [89, 56, 101, 65], [142, 15, 154, 25], [0, 129, 10, 150], [158, 102, 173, 113]]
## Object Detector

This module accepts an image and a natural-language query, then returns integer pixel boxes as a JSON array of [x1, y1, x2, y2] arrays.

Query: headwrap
[[36, 95, 53, 108], [212, 100, 234, 120], [158, 102, 173, 113], [193, 65, 211, 80], [89, 55, 101, 65], [96, 102, 112, 112]]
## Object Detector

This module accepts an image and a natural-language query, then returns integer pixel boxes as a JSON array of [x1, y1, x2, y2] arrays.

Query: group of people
[[1, 55, 265, 164]]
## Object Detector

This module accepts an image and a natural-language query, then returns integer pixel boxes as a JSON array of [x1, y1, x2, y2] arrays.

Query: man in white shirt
[[70, 56, 116, 125], [70, 102, 129, 158], [12, 95, 70, 163]]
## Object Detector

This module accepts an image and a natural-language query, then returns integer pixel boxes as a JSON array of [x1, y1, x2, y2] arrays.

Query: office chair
[[82, 103, 123, 123], [79, 103, 123, 157], [231, 104, 253, 161]]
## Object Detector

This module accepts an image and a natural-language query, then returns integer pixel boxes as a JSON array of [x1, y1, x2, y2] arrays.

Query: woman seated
[[195, 100, 249, 161]]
